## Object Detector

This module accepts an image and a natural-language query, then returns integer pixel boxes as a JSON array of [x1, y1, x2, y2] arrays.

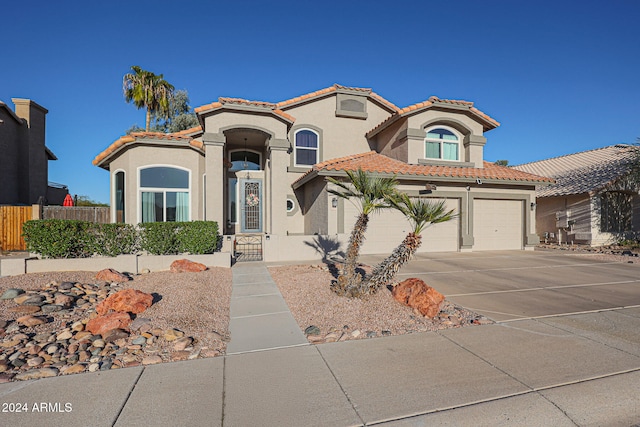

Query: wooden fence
[[0, 206, 111, 251], [43, 206, 110, 223], [0, 206, 33, 251]]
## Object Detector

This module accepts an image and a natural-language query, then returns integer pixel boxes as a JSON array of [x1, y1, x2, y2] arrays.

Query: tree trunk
[[332, 213, 369, 297], [366, 232, 422, 293], [145, 108, 151, 132]]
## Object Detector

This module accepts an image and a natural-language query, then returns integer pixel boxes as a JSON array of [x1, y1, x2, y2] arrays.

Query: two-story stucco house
[[0, 98, 66, 206], [93, 84, 552, 261]]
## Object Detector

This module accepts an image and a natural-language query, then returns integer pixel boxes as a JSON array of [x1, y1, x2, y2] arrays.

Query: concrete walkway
[[1, 253, 639, 426], [227, 262, 307, 354]]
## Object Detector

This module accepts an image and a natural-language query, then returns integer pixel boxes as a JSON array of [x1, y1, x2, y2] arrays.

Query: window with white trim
[[294, 129, 318, 166], [139, 166, 190, 222], [425, 127, 459, 161]]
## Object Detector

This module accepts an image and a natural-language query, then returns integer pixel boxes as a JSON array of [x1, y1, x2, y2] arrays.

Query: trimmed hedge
[[22, 219, 219, 259]]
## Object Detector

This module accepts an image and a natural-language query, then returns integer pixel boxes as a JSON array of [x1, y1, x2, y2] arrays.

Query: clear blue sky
[[2, 0, 639, 204]]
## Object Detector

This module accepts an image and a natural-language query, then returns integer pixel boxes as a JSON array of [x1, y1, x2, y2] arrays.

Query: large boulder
[[96, 289, 153, 315], [392, 278, 445, 318], [86, 312, 132, 336], [170, 259, 207, 273], [95, 269, 131, 283]]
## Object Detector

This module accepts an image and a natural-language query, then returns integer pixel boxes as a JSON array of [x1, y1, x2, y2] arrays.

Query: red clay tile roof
[[294, 151, 554, 186], [274, 84, 400, 113], [367, 96, 499, 138], [93, 131, 204, 167], [194, 97, 294, 122]]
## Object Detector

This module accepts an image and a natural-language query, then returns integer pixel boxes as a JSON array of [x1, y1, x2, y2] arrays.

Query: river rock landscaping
[[0, 268, 232, 382]]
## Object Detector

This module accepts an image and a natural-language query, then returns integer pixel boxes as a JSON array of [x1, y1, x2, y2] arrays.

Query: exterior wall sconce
[[331, 197, 338, 208], [265, 235, 270, 240], [530, 202, 536, 210]]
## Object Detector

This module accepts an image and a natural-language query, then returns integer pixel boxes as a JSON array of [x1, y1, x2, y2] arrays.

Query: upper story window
[[294, 129, 318, 166], [425, 127, 459, 161]]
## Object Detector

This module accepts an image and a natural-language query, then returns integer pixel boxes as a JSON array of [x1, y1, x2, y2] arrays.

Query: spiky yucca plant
[[366, 194, 456, 293], [327, 169, 398, 297]]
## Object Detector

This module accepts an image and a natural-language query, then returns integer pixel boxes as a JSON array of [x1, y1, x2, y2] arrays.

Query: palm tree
[[123, 66, 175, 132], [327, 169, 398, 297], [366, 194, 456, 293]]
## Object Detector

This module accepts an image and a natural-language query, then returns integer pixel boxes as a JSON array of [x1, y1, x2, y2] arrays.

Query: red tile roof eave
[[93, 136, 204, 169], [292, 152, 553, 188]]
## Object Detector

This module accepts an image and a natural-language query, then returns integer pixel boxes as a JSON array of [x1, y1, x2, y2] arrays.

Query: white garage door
[[343, 199, 459, 254], [473, 199, 523, 250]]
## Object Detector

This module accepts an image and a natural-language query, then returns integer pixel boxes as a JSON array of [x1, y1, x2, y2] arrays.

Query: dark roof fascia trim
[[0, 101, 25, 125], [45, 146, 57, 160]]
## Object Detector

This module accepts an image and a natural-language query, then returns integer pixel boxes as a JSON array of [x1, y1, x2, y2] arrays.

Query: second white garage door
[[473, 199, 523, 250]]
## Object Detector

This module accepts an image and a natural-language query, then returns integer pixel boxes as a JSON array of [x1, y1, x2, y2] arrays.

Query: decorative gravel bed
[[270, 264, 492, 344], [0, 269, 232, 382]]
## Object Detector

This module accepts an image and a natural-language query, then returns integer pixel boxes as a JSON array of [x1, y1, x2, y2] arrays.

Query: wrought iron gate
[[234, 234, 263, 262]]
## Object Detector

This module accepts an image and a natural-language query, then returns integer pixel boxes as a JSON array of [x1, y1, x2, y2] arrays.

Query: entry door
[[240, 179, 262, 233]]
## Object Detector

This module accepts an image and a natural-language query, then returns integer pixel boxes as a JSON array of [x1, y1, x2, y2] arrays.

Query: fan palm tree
[[327, 169, 398, 297], [366, 194, 456, 293], [123, 66, 175, 132]]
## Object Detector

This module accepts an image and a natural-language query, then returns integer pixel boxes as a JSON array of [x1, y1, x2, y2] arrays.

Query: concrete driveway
[[360, 249, 640, 322]]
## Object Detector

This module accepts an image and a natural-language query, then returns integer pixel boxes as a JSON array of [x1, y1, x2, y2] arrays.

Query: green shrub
[[23, 220, 219, 258], [23, 219, 95, 259], [176, 221, 219, 254], [93, 223, 139, 257], [139, 222, 180, 255]]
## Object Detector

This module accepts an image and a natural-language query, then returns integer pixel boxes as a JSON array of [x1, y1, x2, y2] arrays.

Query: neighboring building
[[93, 84, 552, 261], [0, 98, 66, 205], [513, 145, 640, 246]]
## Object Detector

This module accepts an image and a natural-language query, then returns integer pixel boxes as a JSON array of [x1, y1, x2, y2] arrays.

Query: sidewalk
[[1, 262, 639, 426]]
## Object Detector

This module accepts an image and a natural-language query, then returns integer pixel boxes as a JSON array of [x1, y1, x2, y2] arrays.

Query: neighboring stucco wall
[[0, 107, 22, 204], [536, 194, 591, 244], [109, 144, 205, 224], [0, 99, 51, 205]]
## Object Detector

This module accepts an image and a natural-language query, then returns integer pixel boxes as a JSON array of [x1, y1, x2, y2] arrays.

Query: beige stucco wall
[[203, 111, 289, 140], [282, 95, 391, 161], [374, 109, 487, 167], [109, 144, 205, 224]]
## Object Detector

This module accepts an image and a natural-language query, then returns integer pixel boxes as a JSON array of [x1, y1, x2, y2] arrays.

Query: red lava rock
[[170, 259, 207, 273], [86, 312, 132, 336], [95, 268, 131, 283], [96, 289, 153, 315], [392, 278, 445, 318]]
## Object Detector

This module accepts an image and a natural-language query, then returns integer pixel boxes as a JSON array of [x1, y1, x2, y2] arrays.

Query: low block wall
[[0, 253, 230, 276]]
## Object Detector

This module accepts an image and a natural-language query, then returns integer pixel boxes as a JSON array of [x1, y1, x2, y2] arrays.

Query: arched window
[[139, 166, 190, 222], [115, 171, 125, 223], [229, 150, 261, 171], [294, 129, 318, 166], [425, 127, 459, 161]]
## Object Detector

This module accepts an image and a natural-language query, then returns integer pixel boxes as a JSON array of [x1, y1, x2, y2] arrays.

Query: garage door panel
[[474, 199, 523, 250], [343, 199, 459, 253]]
